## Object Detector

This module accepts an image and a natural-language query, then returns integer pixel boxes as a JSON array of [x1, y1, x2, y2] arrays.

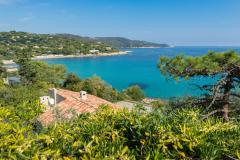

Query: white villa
[[89, 49, 100, 54], [1, 60, 20, 85]]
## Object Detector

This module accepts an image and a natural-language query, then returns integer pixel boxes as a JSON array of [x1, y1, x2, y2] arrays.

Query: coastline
[[129, 47, 166, 48], [128, 46, 174, 49], [32, 51, 131, 60]]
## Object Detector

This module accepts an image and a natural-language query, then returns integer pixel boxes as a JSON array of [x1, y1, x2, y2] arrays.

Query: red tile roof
[[38, 89, 118, 126]]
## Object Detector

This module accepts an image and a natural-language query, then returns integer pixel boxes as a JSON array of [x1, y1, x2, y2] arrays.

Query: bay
[[44, 46, 240, 98]]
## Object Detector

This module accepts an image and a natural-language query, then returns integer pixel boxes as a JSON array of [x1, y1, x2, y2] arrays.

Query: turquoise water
[[44, 47, 240, 98]]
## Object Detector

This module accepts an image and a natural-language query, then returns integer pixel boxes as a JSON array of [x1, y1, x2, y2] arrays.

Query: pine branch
[[204, 76, 227, 112], [201, 109, 223, 120]]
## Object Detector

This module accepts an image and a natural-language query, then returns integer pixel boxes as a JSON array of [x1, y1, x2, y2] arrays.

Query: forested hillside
[[0, 31, 117, 59], [0, 31, 170, 60], [95, 37, 170, 48]]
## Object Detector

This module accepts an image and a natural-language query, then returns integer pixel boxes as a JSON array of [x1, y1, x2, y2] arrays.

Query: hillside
[[0, 31, 170, 59], [0, 31, 118, 59], [49, 34, 169, 48], [95, 37, 170, 48], [51, 34, 170, 48]]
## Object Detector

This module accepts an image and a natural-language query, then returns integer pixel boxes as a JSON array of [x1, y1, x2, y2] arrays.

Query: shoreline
[[127, 46, 174, 49], [129, 47, 167, 48], [32, 51, 131, 60]]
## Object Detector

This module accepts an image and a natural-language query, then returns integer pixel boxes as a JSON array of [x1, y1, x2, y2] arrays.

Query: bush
[[1, 104, 239, 159], [124, 85, 145, 101], [63, 73, 82, 89], [63, 75, 125, 102]]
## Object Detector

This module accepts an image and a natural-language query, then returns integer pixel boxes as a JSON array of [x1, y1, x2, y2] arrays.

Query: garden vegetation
[[0, 50, 240, 159]]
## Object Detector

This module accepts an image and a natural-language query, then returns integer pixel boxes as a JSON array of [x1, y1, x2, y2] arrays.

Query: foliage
[[0, 102, 44, 159], [158, 51, 240, 120], [95, 37, 169, 48], [150, 100, 165, 108], [0, 101, 239, 159], [1, 47, 240, 159], [63, 74, 146, 102], [0, 31, 117, 59], [0, 84, 45, 159], [17, 58, 66, 87], [63, 73, 82, 88], [63, 74, 126, 102], [0, 84, 44, 106], [123, 85, 145, 101], [0, 56, 239, 159]]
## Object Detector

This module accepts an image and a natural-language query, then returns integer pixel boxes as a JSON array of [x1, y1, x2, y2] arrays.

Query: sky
[[0, 0, 240, 46]]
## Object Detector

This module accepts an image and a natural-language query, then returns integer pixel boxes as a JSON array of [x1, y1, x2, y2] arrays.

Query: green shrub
[[63, 75, 126, 102], [1, 103, 239, 159], [123, 85, 145, 101]]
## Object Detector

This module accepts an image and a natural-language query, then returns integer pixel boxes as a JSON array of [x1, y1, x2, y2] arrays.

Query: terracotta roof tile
[[38, 89, 119, 126]]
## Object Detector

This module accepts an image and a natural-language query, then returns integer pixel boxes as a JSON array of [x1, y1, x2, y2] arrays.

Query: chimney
[[48, 88, 57, 107], [80, 91, 87, 100]]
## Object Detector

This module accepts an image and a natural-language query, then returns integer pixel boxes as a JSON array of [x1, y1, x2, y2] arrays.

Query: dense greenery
[[63, 73, 125, 102], [95, 37, 169, 48], [0, 31, 170, 60], [123, 85, 145, 101], [63, 73, 145, 102], [0, 31, 117, 59], [0, 49, 240, 159], [18, 61, 66, 87], [158, 51, 240, 121], [0, 96, 240, 159]]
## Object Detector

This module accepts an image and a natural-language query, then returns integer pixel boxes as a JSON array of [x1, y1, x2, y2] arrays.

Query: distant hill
[[55, 35, 170, 48], [0, 31, 170, 59], [0, 31, 117, 59], [95, 37, 170, 48]]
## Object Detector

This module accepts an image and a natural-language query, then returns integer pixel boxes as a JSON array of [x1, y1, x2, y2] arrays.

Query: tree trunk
[[222, 75, 232, 121], [223, 103, 229, 121]]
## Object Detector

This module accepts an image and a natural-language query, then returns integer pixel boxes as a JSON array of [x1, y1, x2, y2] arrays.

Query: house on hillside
[[1, 60, 20, 85], [1, 60, 19, 73], [39, 88, 119, 126], [89, 49, 99, 54], [106, 47, 112, 51], [3, 76, 20, 85]]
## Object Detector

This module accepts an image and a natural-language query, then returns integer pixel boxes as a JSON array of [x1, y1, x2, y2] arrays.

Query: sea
[[44, 46, 240, 98]]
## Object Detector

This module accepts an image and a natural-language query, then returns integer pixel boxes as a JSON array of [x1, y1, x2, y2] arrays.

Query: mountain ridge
[[50, 33, 169, 48], [95, 37, 170, 48]]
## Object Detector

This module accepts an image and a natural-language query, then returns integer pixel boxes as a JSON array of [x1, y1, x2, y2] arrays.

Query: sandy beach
[[32, 51, 131, 60]]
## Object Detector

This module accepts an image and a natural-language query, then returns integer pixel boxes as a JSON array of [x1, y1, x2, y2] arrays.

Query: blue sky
[[0, 0, 240, 46]]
